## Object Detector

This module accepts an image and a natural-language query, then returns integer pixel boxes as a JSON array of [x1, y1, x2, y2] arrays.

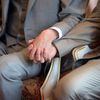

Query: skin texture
[[27, 29, 58, 63], [86, 0, 98, 17], [88, 0, 98, 12]]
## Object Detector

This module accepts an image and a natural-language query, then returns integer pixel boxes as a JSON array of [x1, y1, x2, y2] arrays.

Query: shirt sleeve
[[52, 0, 89, 36], [50, 27, 63, 39]]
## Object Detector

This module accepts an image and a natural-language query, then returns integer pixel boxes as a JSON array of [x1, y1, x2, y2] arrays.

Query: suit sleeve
[[53, 0, 100, 57], [52, 0, 89, 36]]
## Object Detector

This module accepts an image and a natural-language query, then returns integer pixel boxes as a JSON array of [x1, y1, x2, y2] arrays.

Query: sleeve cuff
[[50, 27, 62, 39]]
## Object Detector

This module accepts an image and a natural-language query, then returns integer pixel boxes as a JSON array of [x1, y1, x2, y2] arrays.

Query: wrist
[[46, 29, 59, 41], [50, 27, 62, 39], [40, 29, 59, 42]]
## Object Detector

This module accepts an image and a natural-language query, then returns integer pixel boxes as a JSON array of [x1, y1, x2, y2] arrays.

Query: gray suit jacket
[[1, 0, 88, 41], [53, 0, 100, 57], [56, 1, 100, 72]]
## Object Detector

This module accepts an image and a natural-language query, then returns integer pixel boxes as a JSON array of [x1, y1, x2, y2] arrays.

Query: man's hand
[[27, 29, 58, 63]]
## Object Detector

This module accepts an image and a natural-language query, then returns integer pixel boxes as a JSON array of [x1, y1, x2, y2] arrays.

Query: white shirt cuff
[[50, 27, 62, 39]]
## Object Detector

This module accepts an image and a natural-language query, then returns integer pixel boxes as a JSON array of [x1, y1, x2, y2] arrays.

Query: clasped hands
[[27, 29, 58, 63]]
